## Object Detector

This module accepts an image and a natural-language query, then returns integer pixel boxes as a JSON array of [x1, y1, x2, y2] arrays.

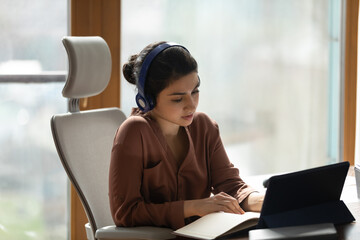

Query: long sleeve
[[209, 124, 255, 203], [109, 117, 185, 229], [189, 112, 256, 204]]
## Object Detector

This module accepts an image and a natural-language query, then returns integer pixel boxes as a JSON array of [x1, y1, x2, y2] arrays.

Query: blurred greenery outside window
[[121, 0, 342, 175], [0, 1, 68, 240]]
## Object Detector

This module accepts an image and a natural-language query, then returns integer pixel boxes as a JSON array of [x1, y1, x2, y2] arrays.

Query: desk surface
[[230, 166, 360, 240]]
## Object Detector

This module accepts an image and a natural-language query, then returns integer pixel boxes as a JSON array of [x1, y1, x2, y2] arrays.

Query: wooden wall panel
[[69, 0, 121, 239], [344, 0, 359, 165]]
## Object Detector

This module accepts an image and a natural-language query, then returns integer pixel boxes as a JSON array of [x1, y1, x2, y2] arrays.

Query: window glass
[[0, 0, 67, 74], [121, 0, 341, 175], [0, 83, 67, 240], [0, 0, 68, 239]]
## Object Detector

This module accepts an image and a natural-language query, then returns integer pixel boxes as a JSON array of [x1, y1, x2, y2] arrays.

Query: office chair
[[51, 36, 175, 240]]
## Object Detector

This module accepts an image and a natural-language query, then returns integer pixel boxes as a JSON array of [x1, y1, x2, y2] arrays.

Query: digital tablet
[[257, 161, 355, 228]]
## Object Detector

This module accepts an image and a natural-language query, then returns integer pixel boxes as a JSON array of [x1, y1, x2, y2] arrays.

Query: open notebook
[[173, 161, 355, 239], [173, 211, 260, 239]]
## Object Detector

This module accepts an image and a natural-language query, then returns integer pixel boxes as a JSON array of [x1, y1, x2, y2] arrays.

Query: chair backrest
[[51, 36, 126, 236], [52, 109, 126, 228]]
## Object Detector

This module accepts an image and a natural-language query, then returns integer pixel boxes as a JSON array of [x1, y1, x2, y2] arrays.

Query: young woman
[[109, 41, 264, 230]]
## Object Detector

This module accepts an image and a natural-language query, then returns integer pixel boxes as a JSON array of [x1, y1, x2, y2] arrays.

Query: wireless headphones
[[136, 42, 189, 112]]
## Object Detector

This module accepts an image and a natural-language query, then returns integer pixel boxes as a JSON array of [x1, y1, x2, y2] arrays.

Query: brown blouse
[[109, 111, 255, 230]]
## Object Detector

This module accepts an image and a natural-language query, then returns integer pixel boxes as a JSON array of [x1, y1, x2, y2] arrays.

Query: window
[[121, 0, 342, 175], [0, 1, 68, 239]]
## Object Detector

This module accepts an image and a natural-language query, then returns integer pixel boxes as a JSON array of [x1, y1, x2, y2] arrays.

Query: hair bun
[[122, 54, 138, 85]]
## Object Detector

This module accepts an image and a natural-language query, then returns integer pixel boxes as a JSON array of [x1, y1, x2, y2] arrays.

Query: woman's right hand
[[184, 192, 245, 218]]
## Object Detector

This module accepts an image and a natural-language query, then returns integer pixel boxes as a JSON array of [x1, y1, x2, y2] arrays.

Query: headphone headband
[[136, 42, 189, 112]]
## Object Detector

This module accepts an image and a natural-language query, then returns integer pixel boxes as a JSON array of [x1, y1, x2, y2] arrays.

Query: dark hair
[[122, 41, 198, 107]]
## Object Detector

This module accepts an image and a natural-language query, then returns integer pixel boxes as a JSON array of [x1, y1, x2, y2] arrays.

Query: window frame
[[0, 73, 66, 83], [69, 1, 121, 240], [343, 0, 358, 166]]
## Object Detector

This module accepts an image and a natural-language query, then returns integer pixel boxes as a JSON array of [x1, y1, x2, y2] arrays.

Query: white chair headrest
[[62, 36, 112, 99]]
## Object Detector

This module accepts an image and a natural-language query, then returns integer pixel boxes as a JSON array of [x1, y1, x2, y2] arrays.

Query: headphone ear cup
[[136, 93, 149, 112], [147, 95, 155, 110], [136, 93, 155, 112]]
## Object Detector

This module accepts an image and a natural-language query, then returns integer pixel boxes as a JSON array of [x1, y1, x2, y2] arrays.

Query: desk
[[231, 167, 360, 240]]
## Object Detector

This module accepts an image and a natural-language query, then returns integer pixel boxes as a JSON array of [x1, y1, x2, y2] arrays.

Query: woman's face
[[151, 71, 200, 131]]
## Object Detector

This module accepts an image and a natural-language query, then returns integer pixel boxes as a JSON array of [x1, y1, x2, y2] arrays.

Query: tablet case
[[257, 161, 355, 229]]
